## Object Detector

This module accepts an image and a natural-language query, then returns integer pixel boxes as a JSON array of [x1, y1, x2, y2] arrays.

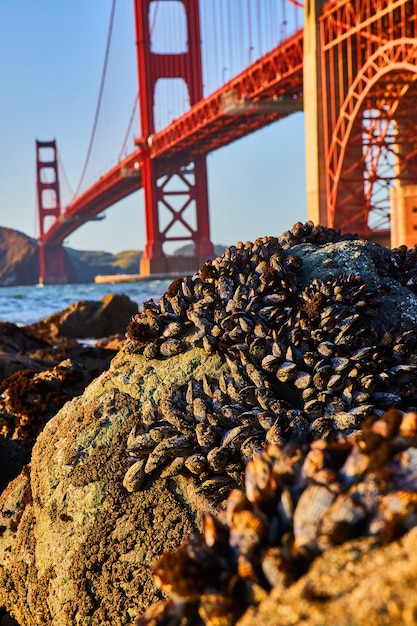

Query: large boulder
[[2, 223, 417, 625], [0, 322, 49, 356], [0, 322, 51, 381], [0, 347, 223, 625], [25, 293, 138, 342], [0, 360, 97, 493], [0, 305, 124, 497], [236, 528, 417, 626]]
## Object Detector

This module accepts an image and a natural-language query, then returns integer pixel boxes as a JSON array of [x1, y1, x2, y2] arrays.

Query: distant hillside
[[173, 243, 226, 257], [0, 227, 142, 286], [0, 227, 227, 286], [0, 228, 40, 286], [65, 248, 142, 283]]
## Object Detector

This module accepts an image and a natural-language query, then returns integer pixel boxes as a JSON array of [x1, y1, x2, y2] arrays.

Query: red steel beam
[[319, 0, 417, 234]]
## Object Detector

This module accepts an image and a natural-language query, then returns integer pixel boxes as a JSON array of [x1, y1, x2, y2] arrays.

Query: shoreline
[[94, 271, 191, 284]]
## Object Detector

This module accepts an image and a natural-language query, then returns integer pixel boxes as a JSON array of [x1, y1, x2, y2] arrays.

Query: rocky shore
[[0, 293, 138, 493], [1, 223, 417, 625]]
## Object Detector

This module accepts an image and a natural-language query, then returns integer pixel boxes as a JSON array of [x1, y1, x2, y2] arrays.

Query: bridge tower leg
[[304, 0, 369, 236], [304, 0, 327, 228], [36, 139, 66, 285], [133, 0, 214, 275], [391, 118, 417, 248]]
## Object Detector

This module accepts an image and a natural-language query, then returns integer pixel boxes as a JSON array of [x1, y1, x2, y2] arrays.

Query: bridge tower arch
[[36, 139, 66, 285], [325, 39, 417, 237], [133, 0, 214, 275]]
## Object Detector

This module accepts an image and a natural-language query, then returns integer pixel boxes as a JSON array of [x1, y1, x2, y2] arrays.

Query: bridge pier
[[304, 0, 368, 236], [39, 242, 66, 286], [390, 119, 417, 248], [304, 0, 327, 227], [307, 0, 417, 240]]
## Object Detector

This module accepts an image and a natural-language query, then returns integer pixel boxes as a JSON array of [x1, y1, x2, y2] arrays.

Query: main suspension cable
[[57, 148, 75, 200], [118, 95, 138, 161], [117, 0, 160, 160], [72, 0, 117, 200]]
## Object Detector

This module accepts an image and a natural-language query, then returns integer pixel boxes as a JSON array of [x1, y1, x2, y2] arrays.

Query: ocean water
[[0, 280, 173, 326]]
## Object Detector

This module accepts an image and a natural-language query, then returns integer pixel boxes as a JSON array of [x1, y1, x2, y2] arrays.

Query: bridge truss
[[319, 0, 417, 236]]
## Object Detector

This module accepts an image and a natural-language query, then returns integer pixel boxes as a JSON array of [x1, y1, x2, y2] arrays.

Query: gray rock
[[25, 293, 138, 341]]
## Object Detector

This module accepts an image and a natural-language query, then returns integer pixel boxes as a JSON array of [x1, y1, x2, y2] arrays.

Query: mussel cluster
[[124, 223, 417, 497], [134, 408, 417, 626]]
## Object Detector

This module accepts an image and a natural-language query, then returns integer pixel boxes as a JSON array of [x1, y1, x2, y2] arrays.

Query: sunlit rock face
[[2, 223, 417, 625]]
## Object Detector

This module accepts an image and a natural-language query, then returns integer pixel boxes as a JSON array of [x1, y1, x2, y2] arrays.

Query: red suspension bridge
[[36, 0, 417, 284]]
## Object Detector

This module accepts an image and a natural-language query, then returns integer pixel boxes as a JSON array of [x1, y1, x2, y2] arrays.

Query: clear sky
[[0, 0, 307, 255]]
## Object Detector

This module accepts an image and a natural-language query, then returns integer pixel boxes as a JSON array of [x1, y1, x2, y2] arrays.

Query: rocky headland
[[1, 223, 417, 625], [0, 227, 142, 286]]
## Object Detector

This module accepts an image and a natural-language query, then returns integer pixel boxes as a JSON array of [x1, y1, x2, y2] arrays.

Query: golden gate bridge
[[36, 0, 417, 284]]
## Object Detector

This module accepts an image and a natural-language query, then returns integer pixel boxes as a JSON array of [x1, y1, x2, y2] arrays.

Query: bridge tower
[[133, 0, 214, 275], [305, 0, 417, 243], [36, 140, 66, 284], [304, 0, 368, 236]]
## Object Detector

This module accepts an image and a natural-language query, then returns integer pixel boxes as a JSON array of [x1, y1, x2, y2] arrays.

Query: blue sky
[[0, 0, 307, 254]]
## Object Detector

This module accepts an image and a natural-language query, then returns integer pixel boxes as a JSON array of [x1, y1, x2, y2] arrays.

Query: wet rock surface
[[25, 293, 138, 342], [0, 296, 133, 493], [2, 224, 417, 625]]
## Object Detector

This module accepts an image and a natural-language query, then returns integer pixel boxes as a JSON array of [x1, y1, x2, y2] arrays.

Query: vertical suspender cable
[[237, 0, 244, 70], [118, 96, 138, 161], [247, 0, 252, 64], [274, 0, 278, 44], [72, 0, 117, 200], [227, 0, 233, 76], [269, 0, 274, 45], [281, 0, 287, 41], [257, 0, 262, 57], [219, 0, 226, 85], [149, 0, 160, 37], [212, 1, 219, 86], [57, 149, 75, 199]]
